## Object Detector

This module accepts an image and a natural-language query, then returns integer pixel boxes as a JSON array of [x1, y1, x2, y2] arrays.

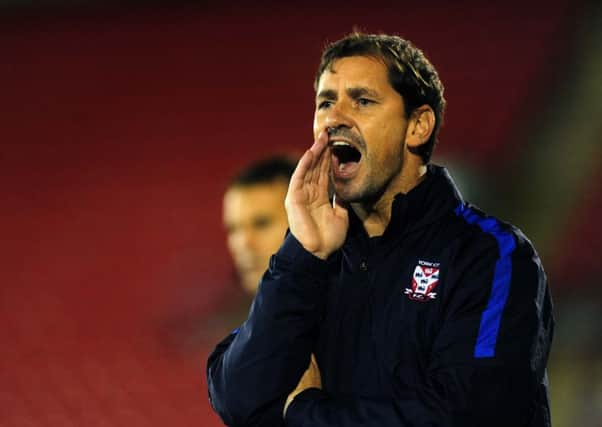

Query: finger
[[306, 130, 329, 185], [309, 354, 321, 384], [309, 130, 329, 158], [310, 353, 319, 369], [316, 145, 331, 198], [289, 148, 314, 192], [333, 194, 349, 218], [309, 151, 329, 199]]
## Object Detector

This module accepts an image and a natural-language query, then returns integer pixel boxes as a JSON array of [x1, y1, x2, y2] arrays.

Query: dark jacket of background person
[[207, 165, 554, 427]]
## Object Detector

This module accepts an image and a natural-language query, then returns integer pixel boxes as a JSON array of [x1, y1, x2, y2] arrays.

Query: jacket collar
[[346, 164, 464, 243]]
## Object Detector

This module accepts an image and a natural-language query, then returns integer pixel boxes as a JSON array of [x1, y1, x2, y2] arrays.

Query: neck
[[352, 163, 427, 237]]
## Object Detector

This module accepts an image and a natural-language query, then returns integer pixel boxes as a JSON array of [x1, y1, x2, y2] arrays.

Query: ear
[[405, 105, 435, 149]]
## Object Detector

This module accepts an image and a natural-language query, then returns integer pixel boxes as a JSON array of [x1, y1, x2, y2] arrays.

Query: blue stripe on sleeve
[[454, 203, 517, 358]]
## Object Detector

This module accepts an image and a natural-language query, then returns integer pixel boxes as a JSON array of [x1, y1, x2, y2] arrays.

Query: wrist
[[277, 233, 331, 274]]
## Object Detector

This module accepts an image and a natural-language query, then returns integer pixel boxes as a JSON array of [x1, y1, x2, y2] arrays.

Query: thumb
[[332, 194, 349, 219]]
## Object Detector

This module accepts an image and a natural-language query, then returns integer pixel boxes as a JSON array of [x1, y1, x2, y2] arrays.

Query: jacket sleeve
[[284, 232, 554, 427], [206, 233, 332, 427]]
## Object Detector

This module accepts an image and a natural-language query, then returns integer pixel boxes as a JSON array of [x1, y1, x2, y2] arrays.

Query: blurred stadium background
[[1, 0, 600, 425]]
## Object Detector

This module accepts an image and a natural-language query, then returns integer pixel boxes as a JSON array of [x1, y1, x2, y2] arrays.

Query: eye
[[253, 216, 273, 230], [357, 98, 374, 106], [317, 100, 333, 110]]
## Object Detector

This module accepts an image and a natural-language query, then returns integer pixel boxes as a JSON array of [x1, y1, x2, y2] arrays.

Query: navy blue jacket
[[207, 165, 554, 426]]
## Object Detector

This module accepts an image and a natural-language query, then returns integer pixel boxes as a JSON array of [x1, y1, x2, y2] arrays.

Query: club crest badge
[[405, 260, 441, 302]]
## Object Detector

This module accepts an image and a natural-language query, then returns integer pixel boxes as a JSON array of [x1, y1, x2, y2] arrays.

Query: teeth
[[332, 141, 352, 147]]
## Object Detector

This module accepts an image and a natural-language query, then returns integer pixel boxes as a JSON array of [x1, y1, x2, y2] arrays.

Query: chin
[[333, 182, 366, 204], [333, 180, 354, 198]]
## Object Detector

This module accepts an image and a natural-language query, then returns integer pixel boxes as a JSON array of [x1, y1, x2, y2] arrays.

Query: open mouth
[[330, 141, 361, 177], [332, 142, 361, 163]]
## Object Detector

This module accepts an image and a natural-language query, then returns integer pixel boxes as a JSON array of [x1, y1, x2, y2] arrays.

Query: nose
[[324, 101, 353, 130], [237, 228, 256, 250], [229, 228, 256, 257]]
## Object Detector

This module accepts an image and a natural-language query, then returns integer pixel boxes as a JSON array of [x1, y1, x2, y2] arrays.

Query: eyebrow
[[316, 86, 381, 101], [347, 87, 380, 99], [316, 89, 337, 100]]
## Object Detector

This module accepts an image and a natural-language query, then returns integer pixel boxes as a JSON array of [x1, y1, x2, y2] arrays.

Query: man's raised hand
[[285, 130, 349, 260]]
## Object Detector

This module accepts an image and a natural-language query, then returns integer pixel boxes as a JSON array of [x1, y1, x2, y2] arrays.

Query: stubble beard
[[331, 154, 404, 207]]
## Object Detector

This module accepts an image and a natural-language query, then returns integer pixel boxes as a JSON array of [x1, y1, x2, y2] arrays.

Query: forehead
[[316, 56, 391, 93], [223, 181, 288, 221]]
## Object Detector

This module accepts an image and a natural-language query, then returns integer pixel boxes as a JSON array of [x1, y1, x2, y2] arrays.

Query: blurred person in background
[[160, 156, 297, 353], [204, 155, 298, 335], [223, 156, 297, 297], [207, 32, 554, 426]]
